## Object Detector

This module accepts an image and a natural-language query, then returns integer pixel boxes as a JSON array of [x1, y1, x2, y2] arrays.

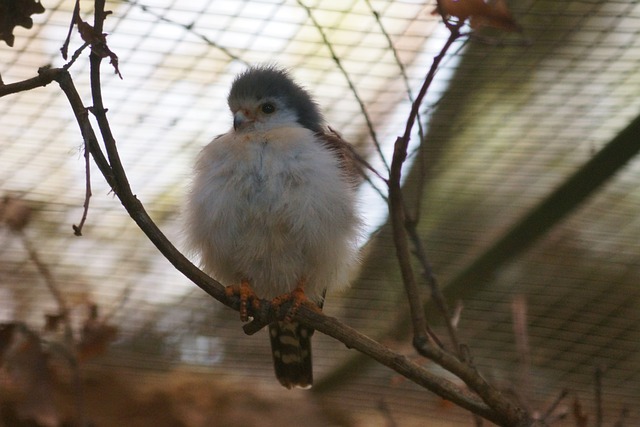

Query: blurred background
[[1, 0, 639, 425]]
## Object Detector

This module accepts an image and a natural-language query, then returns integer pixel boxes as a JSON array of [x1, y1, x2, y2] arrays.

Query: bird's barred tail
[[269, 321, 313, 389]]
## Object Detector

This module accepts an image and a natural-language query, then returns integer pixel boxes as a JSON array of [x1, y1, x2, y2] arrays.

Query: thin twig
[[512, 295, 532, 411], [366, 1, 428, 198], [87, 0, 229, 304], [364, 0, 430, 213], [387, 159, 426, 342], [327, 127, 389, 202], [359, 168, 389, 204], [0, 66, 62, 97], [385, 10, 467, 362], [55, 67, 229, 307], [53, 66, 226, 308], [364, 0, 425, 143], [412, 336, 528, 426], [435, 0, 465, 33], [388, 20, 462, 350], [17, 230, 74, 350], [61, 0, 81, 59], [18, 231, 69, 317], [295, 306, 503, 424], [378, 399, 399, 427], [55, 70, 114, 188], [73, 137, 92, 236], [371, 1, 465, 356], [101, 283, 133, 323], [386, 17, 531, 427], [406, 221, 460, 352], [297, 0, 390, 174], [122, 0, 248, 65], [89, 0, 129, 196], [541, 388, 569, 424], [63, 42, 90, 71], [595, 366, 604, 427]]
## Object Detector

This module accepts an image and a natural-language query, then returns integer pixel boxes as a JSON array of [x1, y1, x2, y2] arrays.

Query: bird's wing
[[318, 129, 379, 186]]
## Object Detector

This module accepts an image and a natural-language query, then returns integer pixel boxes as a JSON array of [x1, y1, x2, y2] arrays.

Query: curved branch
[[387, 23, 462, 355], [296, 305, 503, 423], [387, 21, 533, 427], [0, 66, 61, 97]]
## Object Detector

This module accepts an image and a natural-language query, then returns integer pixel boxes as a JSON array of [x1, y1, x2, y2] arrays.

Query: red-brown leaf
[[0, 0, 45, 47], [435, 0, 522, 32]]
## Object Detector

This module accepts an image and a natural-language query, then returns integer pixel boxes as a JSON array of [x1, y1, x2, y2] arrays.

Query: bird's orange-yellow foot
[[225, 279, 260, 322], [271, 280, 322, 322]]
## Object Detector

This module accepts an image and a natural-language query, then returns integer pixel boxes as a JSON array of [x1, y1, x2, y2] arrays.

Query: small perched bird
[[186, 66, 361, 388]]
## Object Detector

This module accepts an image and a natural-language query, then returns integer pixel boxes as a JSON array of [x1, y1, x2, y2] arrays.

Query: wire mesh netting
[[1, 0, 640, 426]]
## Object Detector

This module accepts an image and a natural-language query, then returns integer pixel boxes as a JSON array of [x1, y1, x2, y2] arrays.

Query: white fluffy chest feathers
[[199, 126, 344, 199], [189, 125, 359, 297]]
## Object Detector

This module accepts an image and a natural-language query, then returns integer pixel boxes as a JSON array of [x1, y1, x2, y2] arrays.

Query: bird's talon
[[225, 280, 259, 322], [271, 284, 319, 322]]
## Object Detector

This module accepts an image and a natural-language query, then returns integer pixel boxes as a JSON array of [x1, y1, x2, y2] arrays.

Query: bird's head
[[227, 66, 325, 133]]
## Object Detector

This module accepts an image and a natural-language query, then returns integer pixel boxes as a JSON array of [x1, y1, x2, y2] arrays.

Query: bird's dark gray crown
[[228, 66, 325, 134]]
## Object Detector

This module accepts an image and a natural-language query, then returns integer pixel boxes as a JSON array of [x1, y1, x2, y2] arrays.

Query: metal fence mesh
[[1, 0, 640, 425]]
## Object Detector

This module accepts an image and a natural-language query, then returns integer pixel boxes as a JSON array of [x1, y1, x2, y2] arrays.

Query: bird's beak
[[233, 111, 252, 131]]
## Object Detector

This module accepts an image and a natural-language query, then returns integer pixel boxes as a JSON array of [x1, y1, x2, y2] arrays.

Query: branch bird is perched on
[[186, 66, 361, 388]]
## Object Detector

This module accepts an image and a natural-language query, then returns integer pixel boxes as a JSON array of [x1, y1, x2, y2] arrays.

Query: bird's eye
[[261, 103, 276, 114]]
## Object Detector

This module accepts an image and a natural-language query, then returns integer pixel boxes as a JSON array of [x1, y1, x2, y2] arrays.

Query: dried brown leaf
[[76, 18, 123, 78], [76, 304, 118, 362], [572, 397, 589, 427], [0, 323, 59, 426], [0, 0, 45, 47], [435, 0, 522, 32], [0, 196, 32, 231], [44, 312, 66, 333]]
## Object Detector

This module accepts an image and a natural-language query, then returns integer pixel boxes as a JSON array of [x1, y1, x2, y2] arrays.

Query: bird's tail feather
[[269, 321, 313, 389]]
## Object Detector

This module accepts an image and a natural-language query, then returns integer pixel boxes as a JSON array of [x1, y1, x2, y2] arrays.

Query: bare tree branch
[[121, 0, 248, 66], [387, 20, 462, 353], [0, 66, 61, 96], [60, 0, 81, 59], [18, 230, 70, 339], [297, 0, 390, 174], [385, 17, 536, 427], [541, 388, 568, 424], [72, 136, 92, 236], [295, 306, 503, 423], [512, 295, 532, 410], [406, 221, 459, 351]]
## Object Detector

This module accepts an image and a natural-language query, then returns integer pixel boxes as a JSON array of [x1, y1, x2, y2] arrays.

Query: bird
[[186, 66, 361, 388]]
